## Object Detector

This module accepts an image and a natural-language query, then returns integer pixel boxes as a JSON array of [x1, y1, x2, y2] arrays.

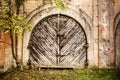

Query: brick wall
[[0, 32, 5, 68]]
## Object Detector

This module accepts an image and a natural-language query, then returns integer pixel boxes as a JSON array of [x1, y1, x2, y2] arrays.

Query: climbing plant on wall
[[0, 0, 31, 68], [50, 0, 67, 9]]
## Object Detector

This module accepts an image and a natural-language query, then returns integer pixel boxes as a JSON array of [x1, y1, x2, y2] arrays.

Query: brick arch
[[23, 4, 94, 66], [114, 12, 120, 68]]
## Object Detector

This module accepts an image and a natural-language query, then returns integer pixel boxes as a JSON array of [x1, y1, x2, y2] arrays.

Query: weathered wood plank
[[29, 14, 87, 68]]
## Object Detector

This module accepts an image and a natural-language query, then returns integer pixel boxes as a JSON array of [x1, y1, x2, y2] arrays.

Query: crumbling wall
[[0, 33, 5, 68], [0, 33, 12, 72]]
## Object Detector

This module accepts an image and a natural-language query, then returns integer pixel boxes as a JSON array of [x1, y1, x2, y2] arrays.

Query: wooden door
[[28, 14, 87, 68]]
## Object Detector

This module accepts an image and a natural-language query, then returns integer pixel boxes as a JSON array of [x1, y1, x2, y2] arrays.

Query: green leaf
[[55, 0, 67, 9]]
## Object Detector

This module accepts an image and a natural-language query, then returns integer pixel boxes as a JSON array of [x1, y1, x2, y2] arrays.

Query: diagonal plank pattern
[[28, 14, 87, 68]]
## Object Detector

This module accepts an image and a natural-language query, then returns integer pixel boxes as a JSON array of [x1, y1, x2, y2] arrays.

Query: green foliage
[[0, 6, 31, 38], [15, 0, 24, 5], [49, 0, 52, 4], [55, 0, 66, 9], [50, 0, 68, 9], [4, 0, 24, 4], [0, 0, 31, 64], [4, 0, 11, 3]]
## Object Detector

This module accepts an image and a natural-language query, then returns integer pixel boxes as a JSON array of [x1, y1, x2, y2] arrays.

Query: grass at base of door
[[0, 68, 120, 80]]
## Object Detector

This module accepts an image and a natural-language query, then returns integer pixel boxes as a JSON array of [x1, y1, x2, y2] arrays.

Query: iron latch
[[56, 54, 66, 57]]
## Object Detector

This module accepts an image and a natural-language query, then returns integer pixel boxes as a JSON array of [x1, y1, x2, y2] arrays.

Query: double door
[[28, 14, 87, 68]]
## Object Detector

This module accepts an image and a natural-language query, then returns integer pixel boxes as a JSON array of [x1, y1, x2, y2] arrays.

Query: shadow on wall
[[114, 11, 120, 68]]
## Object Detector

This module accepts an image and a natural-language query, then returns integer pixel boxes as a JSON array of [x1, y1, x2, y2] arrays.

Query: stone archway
[[23, 4, 93, 68]]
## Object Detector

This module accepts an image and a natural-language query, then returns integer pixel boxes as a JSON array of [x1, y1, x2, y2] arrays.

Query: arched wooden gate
[[28, 14, 88, 68]]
